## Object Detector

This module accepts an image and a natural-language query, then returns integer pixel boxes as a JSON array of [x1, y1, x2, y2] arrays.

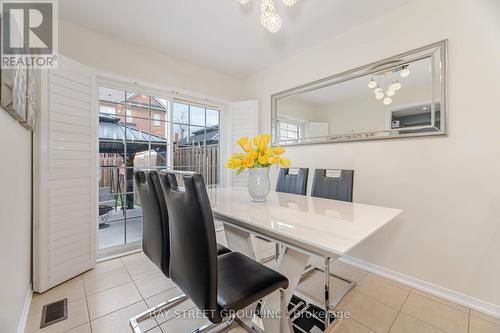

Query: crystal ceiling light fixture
[[239, 0, 298, 33], [367, 64, 409, 106]]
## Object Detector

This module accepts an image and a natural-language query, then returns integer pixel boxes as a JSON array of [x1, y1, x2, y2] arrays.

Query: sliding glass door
[[98, 87, 170, 251], [97, 87, 220, 253]]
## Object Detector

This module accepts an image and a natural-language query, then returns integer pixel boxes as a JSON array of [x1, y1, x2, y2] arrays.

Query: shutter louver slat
[[34, 56, 97, 292]]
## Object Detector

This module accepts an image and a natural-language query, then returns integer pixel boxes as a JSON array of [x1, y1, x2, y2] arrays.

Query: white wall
[[58, 20, 245, 102], [0, 110, 32, 332], [244, 0, 500, 307], [317, 84, 432, 134]]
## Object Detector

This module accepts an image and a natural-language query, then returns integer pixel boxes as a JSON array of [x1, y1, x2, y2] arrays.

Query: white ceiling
[[59, 0, 414, 78]]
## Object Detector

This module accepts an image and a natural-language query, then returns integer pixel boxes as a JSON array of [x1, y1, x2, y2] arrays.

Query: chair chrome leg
[[280, 288, 294, 333], [324, 257, 331, 328], [300, 262, 357, 311], [129, 294, 188, 333], [191, 315, 236, 333]]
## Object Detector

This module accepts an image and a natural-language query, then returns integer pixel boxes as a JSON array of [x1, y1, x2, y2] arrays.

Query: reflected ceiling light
[[368, 65, 409, 105], [240, 0, 298, 33], [261, 0, 275, 12], [260, 11, 272, 27], [368, 78, 377, 89], [400, 66, 410, 77], [266, 13, 282, 33]]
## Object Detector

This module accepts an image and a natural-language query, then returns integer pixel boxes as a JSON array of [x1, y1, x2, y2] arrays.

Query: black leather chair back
[[311, 169, 354, 202], [134, 170, 170, 277], [159, 171, 221, 323], [275, 168, 309, 195]]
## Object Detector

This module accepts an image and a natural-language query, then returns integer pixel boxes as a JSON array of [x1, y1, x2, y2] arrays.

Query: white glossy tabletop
[[207, 187, 402, 257]]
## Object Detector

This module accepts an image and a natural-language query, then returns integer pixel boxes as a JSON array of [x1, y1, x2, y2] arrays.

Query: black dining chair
[[311, 169, 354, 202], [266, 168, 309, 261], [301, 169, 356, 301], [275, 168, 309, 196], [160, 170, 291, 332], [129, 170, 230, 333]]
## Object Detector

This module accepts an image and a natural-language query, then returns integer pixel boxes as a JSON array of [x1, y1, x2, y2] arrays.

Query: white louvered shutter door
[[228, 101, 259, 187], [33, 56, 97, 292]]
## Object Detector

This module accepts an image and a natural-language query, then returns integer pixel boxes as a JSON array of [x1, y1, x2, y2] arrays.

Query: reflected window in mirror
[[278, 119, 302, 142]]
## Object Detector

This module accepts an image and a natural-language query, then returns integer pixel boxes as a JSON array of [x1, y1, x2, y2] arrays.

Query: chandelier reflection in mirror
[[368, 65, 410, 106], [238, 0, 298, 33]]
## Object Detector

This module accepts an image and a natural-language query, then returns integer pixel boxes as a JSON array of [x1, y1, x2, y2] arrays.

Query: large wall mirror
[[271, 40, 447, 146]]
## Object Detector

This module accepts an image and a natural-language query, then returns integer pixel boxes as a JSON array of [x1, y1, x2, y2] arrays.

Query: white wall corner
[[340, 256, 500, 319], [17, 284, 33, 333]]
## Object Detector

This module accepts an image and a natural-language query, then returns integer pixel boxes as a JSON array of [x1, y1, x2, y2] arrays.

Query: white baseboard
[[17, 284, 33, 333], [340, 256, 500, 319]]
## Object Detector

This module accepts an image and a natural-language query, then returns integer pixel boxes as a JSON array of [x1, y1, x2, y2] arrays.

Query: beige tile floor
[[26, 238, 500, 333]]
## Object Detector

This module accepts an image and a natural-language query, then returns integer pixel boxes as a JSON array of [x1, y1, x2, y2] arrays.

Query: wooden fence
[[99, 144, 219, 190], [173, 144, 219, 185]]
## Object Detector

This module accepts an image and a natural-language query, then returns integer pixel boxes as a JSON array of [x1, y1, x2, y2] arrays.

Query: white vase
[[247, 167, 270, 202]]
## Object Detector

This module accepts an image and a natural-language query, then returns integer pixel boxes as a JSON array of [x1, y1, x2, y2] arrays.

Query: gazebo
[[99, 114, 167, 209]]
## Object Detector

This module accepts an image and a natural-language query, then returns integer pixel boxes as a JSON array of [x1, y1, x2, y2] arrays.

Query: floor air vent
[[40, 298, 68, 328]]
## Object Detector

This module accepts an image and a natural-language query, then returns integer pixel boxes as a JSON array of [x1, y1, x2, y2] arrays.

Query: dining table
[[206, 186, 402, 333]]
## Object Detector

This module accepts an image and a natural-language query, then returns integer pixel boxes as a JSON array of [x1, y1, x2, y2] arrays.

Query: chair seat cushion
[[217, 243, 231, 255], [217, 252, 289, 311]]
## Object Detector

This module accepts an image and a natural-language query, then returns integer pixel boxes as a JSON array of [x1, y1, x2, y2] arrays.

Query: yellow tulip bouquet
[[226, 134, 291, 175]]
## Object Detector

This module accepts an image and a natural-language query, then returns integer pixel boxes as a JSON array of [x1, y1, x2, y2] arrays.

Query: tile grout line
[[83, 259, 153, 325], [411, 288, 470, 314], [83, 264, 134, 298], [386, 287, 411, 333], [468, 308, 471, 333], [399, 290, 462, 333], [363, 273, 412, 294], [121, 256, 201, 332], [81, 274, 93, 333], [121, 257, 164, 331]]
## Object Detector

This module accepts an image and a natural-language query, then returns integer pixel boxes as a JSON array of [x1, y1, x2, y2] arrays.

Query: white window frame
[[100, 104, 116, 115], [153, 113, 161, 126], [278, 119, 301, 141], [125, 109, 132, 123]]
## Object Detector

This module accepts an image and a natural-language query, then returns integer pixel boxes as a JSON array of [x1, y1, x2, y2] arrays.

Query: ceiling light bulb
[[282, 0, 298, 6], [239, 0, 251, 4], [261, 0, 275, 13], [386, 89, 395, 97], [260, 11, 272, 27], [400, 68, 410, 77], [383, 97, 393, 105], [374, 87, 382, 94], [266, 13, 282, 33], [368, 79, 377, 89], [376, 92, 384, 100], [394, 81, 402, 90]]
